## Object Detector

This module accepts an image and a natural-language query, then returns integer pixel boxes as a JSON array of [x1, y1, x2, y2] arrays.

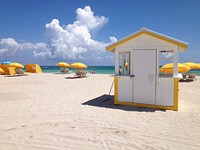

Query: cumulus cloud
[[0, 38, 49, 61], [74, 6, 108, 31], [0, 6, 116, 65]]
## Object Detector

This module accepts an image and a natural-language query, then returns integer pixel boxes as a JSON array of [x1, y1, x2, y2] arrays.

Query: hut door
[[132, 50, 157, 104]]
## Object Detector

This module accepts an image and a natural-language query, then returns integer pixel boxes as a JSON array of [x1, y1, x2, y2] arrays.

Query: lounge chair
[[90, 69, 96, 74], [74, 70, 87, 78], [61, 67, 69, 74], [5, 68, 28, 77], [15, 68, 24, 75], [179, 73, 195, 82], [188, 73, 196, 80], [182, 73, 187, 79], [81, 70, 87, 77]]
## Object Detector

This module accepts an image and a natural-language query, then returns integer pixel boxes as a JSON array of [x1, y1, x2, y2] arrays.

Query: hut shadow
[[82, 94, 164, 112], [65, 77, 87, 79]]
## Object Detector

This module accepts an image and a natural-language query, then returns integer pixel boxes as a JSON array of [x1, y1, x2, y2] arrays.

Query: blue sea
[[40, 66, 115, 74], [39, 66, 200, 76], [188, 69, 200, 76]]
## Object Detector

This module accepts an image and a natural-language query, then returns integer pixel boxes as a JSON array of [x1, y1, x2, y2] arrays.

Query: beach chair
[[15, 68, 24, 75], [182, 73, 187, 79], [81, 70, 87, 77], [75, 70, 81, 77], [74, 70, 87, 78], [61, 67, 69, 74], [179, 73, 195, 82], [188, 73, 196, 81], [90, 69, 96, 74], [5, 68, 28, 77]]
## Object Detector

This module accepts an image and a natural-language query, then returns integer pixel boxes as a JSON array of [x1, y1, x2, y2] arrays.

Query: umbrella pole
[[103, 79, 114, 102]]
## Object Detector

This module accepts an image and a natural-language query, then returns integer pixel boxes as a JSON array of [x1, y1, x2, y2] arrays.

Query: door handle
[[130, 75, 135, 78]]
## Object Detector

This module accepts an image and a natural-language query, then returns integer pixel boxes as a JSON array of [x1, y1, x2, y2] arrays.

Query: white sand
[[0, 73, 200, 150]]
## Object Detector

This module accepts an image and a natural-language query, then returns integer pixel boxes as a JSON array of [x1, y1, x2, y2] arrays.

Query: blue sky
[[0, 0, 199, 65]]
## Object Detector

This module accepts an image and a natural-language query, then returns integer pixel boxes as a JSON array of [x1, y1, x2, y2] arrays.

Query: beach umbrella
[[197, 64, 200, 69], [125, 62, 128, 67], [0, 68, 4, 74], [160, 63, 190, 73], [183, 62, 199, 69], [2, 61, 11, 64], [57, 62, 70, 67], [9, 62, 24, 69], [70, 62, 87, 69]]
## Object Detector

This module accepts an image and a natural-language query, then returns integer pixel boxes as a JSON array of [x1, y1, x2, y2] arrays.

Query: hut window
[[119, 52, 130, 75], [159, 50, 174, 77]]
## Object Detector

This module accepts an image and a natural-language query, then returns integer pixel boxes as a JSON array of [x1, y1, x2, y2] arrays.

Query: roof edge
[[106, 28, 188, 52]]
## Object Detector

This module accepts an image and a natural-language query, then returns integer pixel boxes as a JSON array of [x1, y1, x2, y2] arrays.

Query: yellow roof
[[106, 28, 188, 52]]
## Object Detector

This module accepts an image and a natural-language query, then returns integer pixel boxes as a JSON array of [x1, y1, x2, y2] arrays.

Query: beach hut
[[26, 64, 42, 73], [106, 28, 188, 111]]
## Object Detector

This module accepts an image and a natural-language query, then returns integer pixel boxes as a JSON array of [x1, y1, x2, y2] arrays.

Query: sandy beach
[[0, 73, 200, 150]]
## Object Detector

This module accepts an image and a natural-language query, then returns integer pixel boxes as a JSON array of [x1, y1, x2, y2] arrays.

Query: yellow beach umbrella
[[197, 64, 200, 69], [0, 68, 4, 74], [70, 62, 87, 69], [183, 62, 199, 69], [125, 62, 128, 67], [57, 62, 70, 67], [160, 63, 190, 73], [9, 62, 24, 69]]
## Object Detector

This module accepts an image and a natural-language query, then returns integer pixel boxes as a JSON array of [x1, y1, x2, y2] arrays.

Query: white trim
[[106, 28, 188, 51], [141, 28, 188, 46], [115, 50, 119, 75], [173, 49, 179, 77]]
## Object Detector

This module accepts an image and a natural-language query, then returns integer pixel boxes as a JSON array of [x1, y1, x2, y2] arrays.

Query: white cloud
[[0, 38, 49, 60], [0, 38, 18, 55], [109, 36, 117, 43], [74, 6, 108, 31], [0, 6, 116, 65]]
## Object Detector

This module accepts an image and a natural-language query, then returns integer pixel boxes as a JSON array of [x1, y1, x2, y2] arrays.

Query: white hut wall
[[114, 34, 178, 104]]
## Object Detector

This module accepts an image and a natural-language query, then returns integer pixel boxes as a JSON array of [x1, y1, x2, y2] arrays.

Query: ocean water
[[40, 66, 200, 75], [188, 69, 200, 76], [40, 66, 115, 74]]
